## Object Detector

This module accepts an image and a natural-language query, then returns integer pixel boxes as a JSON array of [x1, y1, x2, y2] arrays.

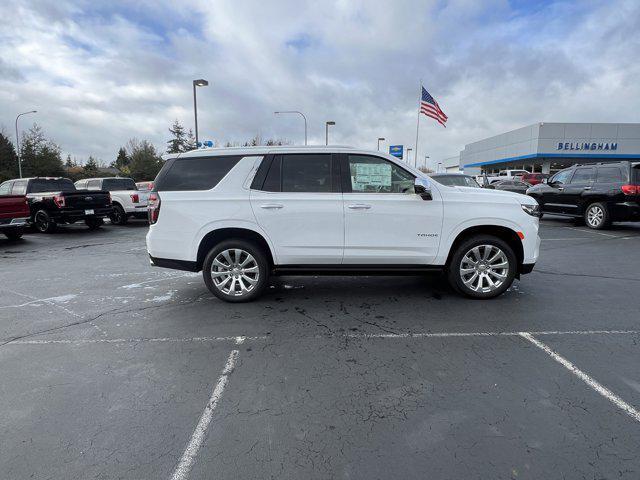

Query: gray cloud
[[0, 0, 638, 170]]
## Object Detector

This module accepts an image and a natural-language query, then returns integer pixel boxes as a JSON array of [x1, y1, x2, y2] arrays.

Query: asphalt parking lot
[[1, 217, 640, 480]]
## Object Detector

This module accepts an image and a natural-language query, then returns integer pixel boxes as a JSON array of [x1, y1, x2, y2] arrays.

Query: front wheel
[[447, 235, 517, 299], [85, 217, 104, 230], [203, 239, 269, 303], [584, 202, 610, 230]]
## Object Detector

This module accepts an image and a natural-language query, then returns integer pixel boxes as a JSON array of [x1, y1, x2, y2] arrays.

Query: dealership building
[[445, 123, 640, 175]]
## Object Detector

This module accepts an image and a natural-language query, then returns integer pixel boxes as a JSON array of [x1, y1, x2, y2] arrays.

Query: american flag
[[420, 87, 448, 127]]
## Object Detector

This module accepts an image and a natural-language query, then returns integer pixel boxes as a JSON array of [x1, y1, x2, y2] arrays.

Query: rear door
[[563, 167, 595, 215], [250, 153, 343, 265], [341, 153, 442, 264]]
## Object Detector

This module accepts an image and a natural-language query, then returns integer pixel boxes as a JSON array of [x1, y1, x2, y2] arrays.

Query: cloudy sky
[[1, 0, 639, 170]]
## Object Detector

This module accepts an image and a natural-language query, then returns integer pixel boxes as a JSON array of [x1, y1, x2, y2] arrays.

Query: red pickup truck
[[0, 194, 30, 240]]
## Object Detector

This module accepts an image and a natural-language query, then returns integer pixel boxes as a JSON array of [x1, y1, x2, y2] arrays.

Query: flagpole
[[414, 79, 422, 168]]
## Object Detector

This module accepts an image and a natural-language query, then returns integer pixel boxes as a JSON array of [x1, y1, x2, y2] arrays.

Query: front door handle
[[557, 187, 564, 191], [583, 186, 592, 190], [260, 204, 283, 209], [347, 204, 372, 210]]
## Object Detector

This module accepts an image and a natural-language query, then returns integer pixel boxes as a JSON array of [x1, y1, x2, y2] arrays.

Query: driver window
[[347, 155, 414, 193], [551, 170, 572, 185]]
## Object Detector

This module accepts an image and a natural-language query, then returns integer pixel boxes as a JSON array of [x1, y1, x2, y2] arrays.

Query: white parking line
[[564, 226, 619, 238], [343, 329, 640, 340], [519, 332, 640, 423], [7, 335, 267, 346], [170, 348, 240, 480]]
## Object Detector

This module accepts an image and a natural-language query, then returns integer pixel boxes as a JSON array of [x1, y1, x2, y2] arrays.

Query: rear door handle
[[557, 187, 564, 191], [583, 186, 592, 190], [260, 204, 283, 209], [347, 204, 372, 210]]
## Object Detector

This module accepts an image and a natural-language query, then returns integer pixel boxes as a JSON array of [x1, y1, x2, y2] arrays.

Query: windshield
[[28, 178, 76, 193], [102, 178, 137, 191], [431, 175, 480, 188]]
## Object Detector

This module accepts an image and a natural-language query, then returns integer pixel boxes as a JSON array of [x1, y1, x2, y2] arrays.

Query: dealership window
[[347, 155, 414, 193]]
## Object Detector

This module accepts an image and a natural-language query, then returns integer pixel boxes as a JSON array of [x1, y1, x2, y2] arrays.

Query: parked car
[[0, 184, 30, 240], [521, 172, 550, 185], [486, 179, 532, 194], [75, 177, 149, 225], [429, 173, 481, 188], [527, 161, 640, 229], [483, 169, 530, 185], [136, 181, 154, 192], [146, 146, 540, 302], [0, 177, 112, 233]]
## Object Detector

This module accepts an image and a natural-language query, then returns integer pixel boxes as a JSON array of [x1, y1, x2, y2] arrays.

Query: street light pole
[[274, 111, 307, 145], [192, 79, 209, 146], [15, 110, 37, 179], [325, 121, 335, 145], [377, 137, 385, 151]]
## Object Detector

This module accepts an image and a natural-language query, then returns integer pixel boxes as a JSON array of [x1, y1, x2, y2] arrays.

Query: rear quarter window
[[596, 167, 624, 183], [155, 156, 243, 191]]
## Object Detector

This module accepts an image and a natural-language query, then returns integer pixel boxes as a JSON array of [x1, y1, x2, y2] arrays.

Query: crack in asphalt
[[533, 269, 640, 283]]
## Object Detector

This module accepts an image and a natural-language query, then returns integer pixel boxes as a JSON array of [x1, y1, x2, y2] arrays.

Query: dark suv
[[526, 161, 640, 229]]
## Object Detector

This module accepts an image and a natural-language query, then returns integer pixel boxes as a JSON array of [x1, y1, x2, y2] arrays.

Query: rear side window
[[156, 156, 242, 191], [0, 181, 12, 195], [596, 167, 624, 183], [569, 168, 594, 184], [102, 178, 137, 191], [86, 180, 101, 190], [281, 154, 332, 192]]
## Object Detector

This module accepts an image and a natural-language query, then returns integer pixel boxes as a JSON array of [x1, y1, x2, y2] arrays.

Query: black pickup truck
[[1, 177, 113, 233]]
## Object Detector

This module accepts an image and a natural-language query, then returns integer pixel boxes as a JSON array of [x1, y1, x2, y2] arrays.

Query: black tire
[[4, 227, 24, 240], [447, 235, 517, 299], [34, 210, 57, 233], [202, 239, 269, 303], [584, 202, 611, 230], [85, 217, 104, 230], [109, 204, 128, 225]]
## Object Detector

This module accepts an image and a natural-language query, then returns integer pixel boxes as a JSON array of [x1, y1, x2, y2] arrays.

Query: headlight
[[521, 203, 540, 217]]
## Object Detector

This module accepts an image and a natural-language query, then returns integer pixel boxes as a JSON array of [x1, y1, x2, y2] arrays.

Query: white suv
[[146, 146, 540, 302]]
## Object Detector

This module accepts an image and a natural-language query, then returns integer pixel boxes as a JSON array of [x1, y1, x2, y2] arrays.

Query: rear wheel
[[447, 235, 517, 299], [203, 239, 269, 303], [34, 210, 57, 233], [584, 202, 610, 230], [4, 228, 24, 240], [85, 217, 104, 230], [109, 204, 128, 225]]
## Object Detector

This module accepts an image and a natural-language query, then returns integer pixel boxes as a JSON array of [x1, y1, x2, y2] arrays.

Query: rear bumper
[[149, 255, 199, 272], [0, 216, 29, 228], [612, 201, 640, 221], [50, 207, 113, 222]]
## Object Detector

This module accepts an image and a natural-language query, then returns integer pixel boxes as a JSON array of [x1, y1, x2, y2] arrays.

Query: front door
[[562, 167, 595, 215], [341, 154, 442, 265], [541, 169, 573, 214], [250, 153, 343, 265]]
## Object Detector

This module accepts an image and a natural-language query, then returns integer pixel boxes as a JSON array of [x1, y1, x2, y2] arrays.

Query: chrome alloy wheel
[[587, 205, 604, 228], [459, 245, 510, 293], [211, 248, 259, 296]]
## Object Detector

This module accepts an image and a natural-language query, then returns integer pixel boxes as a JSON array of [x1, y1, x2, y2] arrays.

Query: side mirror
[[414, 178, 432, 201]]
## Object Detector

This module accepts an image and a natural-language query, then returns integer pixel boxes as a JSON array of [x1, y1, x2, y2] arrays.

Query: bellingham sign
[[557, 141, 618, 151]]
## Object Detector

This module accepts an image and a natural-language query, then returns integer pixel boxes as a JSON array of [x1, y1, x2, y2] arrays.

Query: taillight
[[148, 192, 161, 224], [53, 195, 65, 208], [130, 193, 139, 203], [621, 185, 639, 195]]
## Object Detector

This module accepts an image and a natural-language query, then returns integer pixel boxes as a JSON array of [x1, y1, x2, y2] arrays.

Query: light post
[[15, 110, 37, 178], [377, 137, 385, 151], [325, 121, 335, 145], [437, 162, 442, 172], [193, 79, 208, 146], [406, 147, 413, 163], [423, 155, 430, 170], [274, 111, 307, 145]]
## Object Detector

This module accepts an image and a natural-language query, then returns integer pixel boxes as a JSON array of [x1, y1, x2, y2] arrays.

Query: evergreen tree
[[20, 124, 64, 177], [167, 120, 190, 154], [185, 128, 196, 151], [127, 139, 163, 181], [83, 156, 100, 177], [0, 130, 19, 182], [111, 147, 130, 174], [65, 154, 76, 168]]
